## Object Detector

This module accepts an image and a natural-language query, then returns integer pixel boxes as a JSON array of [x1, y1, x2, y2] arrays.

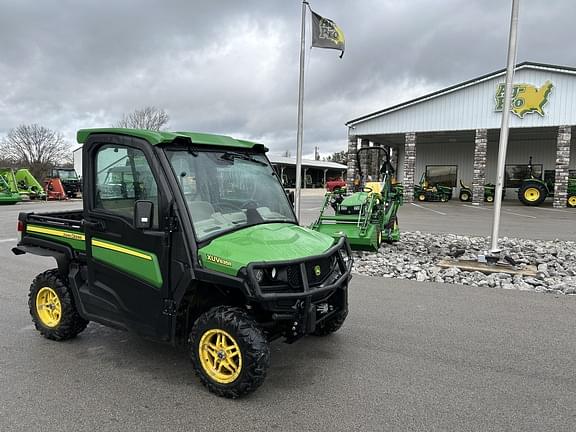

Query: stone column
[[346, 135, 358, 190], [358, 139, 370, 182], [553, 125, 571, 208], [472, 128, 488, 205], [403, 132, 416, 202]]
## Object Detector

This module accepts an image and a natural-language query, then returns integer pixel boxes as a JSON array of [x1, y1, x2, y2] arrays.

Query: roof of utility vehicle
[[77, 128, 267, 151]]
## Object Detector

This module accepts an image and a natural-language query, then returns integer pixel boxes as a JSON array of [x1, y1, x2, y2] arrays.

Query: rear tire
[[567, 194, 576, 208], [29, 269, 88, 341], [518, 182, 547, 206], [189, 306, 270, 399], [313, 310, 348, 336], [459, 191, 470, 202]]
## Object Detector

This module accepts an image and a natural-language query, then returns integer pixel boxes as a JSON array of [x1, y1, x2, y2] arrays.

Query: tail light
[[17, 220, 24, 232]]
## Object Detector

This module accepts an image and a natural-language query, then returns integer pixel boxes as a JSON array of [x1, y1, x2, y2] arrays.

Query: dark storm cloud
[[1, 0, 575, 157]]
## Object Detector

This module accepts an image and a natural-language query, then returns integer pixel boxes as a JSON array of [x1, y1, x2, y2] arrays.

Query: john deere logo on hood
[[495, 81, 553, 118], [313, 265, 322, 277]]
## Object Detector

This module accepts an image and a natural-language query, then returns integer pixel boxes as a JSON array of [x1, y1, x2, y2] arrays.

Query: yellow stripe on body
[[92, 239, 152, 261], [27, 225, 85, 241]]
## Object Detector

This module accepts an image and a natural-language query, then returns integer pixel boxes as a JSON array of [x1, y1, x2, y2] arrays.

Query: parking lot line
[[531, 206, 574, 214], [462, 204, 490, 211], [502, 210, 537, 219], [411, 203, 446, 215], [0, 238, 17, 243]]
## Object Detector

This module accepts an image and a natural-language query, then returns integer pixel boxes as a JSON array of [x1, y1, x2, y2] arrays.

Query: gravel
[[352, 231, 576, 295]]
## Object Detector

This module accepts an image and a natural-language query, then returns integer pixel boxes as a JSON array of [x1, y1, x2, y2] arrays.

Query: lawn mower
[[311, 146, 403, 250], [413, 173, 452, 202], [458, 180, 503, 202]]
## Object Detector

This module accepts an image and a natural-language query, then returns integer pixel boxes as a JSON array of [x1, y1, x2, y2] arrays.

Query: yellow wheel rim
[[199, 329, 242, 384], [568, 196, 576, 207], [524, 187, 540, 202], [486, 195, 494, 202], [36, 287, 62, 328], [461, 193, 469, 201], [418, 194, 426, 201]]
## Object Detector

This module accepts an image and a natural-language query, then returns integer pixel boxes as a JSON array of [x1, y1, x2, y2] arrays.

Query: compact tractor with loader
[[413, 173, 452, 202], [13, 128, 352, 398], [311, 146, 403, 250]]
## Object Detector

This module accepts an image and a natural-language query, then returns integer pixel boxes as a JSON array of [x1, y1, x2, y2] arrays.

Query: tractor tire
[[313, 310, 348, 336], [567, 194, 576, 208], [485, 195, 494, 203], [417, 193, 426, 202], [29, 269, 88, 341], [459, 191, 471, 202], [189, 306, 270, 399], [518, 182, 547, 206]]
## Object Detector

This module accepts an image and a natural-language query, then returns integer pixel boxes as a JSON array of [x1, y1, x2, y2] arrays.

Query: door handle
[[81, 219, 106, 232]]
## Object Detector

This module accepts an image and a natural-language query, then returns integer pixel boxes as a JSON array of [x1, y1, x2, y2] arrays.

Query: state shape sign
[[495, 81, 553, 118]]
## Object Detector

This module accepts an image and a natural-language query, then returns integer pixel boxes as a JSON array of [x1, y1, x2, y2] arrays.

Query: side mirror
[[134, 200, 154, 229]]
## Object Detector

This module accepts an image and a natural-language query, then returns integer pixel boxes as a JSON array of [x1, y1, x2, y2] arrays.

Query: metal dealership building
[[345, 62, 576, 207]]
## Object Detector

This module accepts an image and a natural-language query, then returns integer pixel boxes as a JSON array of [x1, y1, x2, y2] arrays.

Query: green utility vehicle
[[458, 180, 502, 203], [13, 128, 352, 398], [413, 173, 452, 202], [517, 157, 576, 207], [15, 168, 46, 200], [311, 146, 403, 250], [50, 167, 82, 198]]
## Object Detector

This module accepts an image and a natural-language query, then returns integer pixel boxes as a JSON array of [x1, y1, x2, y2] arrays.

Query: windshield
[[166, 149, 296, 242], [56, 169, 78, 180]]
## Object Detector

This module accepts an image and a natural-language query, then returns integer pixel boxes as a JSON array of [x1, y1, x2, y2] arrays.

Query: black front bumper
[[245, 236, 352, 339]]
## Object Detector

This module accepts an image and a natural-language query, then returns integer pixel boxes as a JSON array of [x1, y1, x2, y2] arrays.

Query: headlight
[[270, 267, 277, 279]]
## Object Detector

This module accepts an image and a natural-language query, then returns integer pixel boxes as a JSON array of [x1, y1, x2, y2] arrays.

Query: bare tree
[[0, 124, 70, 180], [116, 106, 169, 131]]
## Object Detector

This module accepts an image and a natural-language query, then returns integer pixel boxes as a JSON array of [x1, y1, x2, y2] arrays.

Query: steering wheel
[[241, 200, 259, 209], [363, 186, 373, 193], [215, 202, 243, 213]]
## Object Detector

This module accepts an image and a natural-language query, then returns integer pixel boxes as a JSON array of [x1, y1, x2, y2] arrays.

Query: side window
[[94, 145, 159, 227]]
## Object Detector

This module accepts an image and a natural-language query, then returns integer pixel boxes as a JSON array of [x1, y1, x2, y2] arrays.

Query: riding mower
[[458, 180, 503, 203], [311, 146, 403, 251], [15, 169, 46, 200], [517, 157, 576, 207], [0, 173, 22, 204], [413, 173, 452, 202]]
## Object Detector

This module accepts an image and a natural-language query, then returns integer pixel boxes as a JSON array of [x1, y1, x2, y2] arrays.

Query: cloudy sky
[[1, 0, 575, 158]]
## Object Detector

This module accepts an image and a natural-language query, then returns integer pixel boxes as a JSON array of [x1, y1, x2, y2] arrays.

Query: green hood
[[198, 223, 335, 276]]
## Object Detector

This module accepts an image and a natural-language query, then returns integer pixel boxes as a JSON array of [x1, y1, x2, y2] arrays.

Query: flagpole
[[294, 0, 308, 220], [490, 0, 520, 253]]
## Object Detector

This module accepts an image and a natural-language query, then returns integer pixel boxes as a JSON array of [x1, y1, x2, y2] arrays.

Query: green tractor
[[458, 180, 503, 203], [517, 157, 576, 207], [413, 173, 452, 202], [15, 168, 46, 200], [311, 146, 403, 250]]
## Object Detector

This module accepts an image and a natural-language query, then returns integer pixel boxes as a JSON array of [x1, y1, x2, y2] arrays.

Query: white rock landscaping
[[352, 231, 576, 294]]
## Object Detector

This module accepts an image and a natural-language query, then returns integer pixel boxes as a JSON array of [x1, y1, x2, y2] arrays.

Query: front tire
[[29, 269, 88, 341], [190, 306, 270, 399]]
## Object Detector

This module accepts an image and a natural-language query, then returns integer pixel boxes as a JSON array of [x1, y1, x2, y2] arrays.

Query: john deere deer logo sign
[[495, 81, 553, 118]]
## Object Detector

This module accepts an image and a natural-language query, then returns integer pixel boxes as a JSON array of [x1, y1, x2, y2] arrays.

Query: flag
[[310, 10, 345, 58]]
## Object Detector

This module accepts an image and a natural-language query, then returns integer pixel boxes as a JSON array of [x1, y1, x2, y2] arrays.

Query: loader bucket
[[313, 221, 379, 251]]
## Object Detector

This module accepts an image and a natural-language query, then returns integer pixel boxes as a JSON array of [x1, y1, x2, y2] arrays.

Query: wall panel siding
[[353, 69, 576, 136]]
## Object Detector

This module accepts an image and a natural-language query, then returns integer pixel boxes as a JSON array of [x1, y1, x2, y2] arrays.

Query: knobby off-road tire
[[459, 191, 471, 202], [29, 269, 88, 341], [518, 182, 547, 206], [189, 306, 270, 399], [313, 310, 348, 336]]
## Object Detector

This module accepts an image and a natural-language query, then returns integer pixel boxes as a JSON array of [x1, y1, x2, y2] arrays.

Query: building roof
[[76, 128, 266, 150], [346, 62, 576, 126], [269, 156, 347, 170]]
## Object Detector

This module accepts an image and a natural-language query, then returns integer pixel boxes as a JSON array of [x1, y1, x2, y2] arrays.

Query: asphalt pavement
[[1, 200, 575, 431]]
